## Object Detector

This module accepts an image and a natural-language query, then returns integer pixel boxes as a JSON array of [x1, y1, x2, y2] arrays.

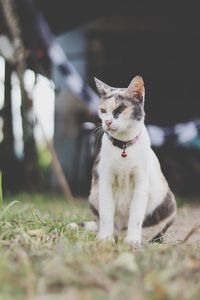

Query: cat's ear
[[127, 76, 145, 102], [94, 77, 111, 97]]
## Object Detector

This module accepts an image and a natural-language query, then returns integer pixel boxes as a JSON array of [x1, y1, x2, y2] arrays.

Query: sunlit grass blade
[[0, 172, 2, 207], [0, 200, 20, 219]]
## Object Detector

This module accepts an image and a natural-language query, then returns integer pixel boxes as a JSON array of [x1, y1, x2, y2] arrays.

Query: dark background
[[0, 0, 200, 197]]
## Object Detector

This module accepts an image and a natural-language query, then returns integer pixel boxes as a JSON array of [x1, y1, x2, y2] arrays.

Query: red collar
[[106, 130, 141, 158]]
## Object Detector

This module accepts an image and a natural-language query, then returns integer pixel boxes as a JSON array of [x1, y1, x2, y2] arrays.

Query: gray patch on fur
[[102, 88, 126, 100], [112, 104, 127, 118], [143, 189, 176, 227], [115, 94, 144, 121], [132, 101, 144, 121], [92, 155, 100, 183], [90, 203, 99, 218], [103, 94, 115, 100]]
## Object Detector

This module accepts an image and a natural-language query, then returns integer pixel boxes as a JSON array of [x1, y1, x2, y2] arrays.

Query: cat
[[88, 75, 177, 246]]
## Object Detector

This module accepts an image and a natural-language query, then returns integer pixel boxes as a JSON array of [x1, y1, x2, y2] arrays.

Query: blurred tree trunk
[[0, 0, 41, 191], [1, 61, 18, 191], [3, 61, 14, 155]]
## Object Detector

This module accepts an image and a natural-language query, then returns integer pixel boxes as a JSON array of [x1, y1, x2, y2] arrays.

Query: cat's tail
[[67, 221, 98, 232], [67, 204, 99, 232]]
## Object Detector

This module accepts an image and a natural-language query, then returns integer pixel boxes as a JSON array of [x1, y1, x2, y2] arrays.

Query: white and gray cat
[[87, 75, 177, 246]]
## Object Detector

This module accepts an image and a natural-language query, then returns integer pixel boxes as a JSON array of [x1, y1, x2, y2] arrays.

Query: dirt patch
[[166, 205, 200, 243]]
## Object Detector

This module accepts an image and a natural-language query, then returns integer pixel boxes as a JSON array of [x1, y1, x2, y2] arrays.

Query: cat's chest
[[112, 170, 135, 225], [112, 171, 135, 199], [106, 146, 139, 174]]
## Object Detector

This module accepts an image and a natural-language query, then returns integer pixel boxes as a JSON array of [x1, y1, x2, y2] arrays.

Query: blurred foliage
[[37, 145, 52, 188], [37, 145, 52, 170]]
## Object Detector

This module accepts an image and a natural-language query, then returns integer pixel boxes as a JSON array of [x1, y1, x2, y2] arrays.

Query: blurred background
[[0, 0, 200, 199]]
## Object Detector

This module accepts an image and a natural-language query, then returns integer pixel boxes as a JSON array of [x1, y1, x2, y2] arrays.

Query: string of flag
[[83, 119, 200, 148], [147, 119, 200, 147]]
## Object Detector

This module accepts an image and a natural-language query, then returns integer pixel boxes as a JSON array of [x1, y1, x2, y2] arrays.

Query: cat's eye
[[100, 108, 106, 113]]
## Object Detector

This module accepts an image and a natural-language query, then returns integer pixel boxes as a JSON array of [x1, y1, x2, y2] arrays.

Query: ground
[[0, 194, 200, 300]]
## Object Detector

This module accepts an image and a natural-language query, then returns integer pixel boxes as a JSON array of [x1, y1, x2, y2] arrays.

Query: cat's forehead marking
[[100, 87, 141, 114], [105, 90, 134, 106], [101, 97, 117, 111], [103, 88, 126, 100]]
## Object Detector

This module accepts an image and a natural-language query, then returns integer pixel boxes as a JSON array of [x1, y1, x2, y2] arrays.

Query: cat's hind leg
[[143, 189, 177, 243], [150, 219, 174, 243]]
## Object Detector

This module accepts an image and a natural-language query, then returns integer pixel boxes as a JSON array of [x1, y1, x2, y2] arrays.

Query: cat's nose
[[105, 119, 112, 126]]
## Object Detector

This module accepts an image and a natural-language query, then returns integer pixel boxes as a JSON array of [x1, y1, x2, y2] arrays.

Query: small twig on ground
[[182, 224, 200, 243]]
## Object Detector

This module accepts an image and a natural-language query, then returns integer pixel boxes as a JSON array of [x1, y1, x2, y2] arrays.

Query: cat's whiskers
[[93, 125, 104, 155], [92, 124, 102, 135], [94, 129, 104, 153]]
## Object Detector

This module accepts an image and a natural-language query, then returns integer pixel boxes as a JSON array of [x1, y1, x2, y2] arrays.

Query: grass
[[0, 193, 200, 300], [0, 172, 2, 207]]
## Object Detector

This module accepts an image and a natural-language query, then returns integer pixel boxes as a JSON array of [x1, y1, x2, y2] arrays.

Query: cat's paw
[[96, 233, 115, 243], [124, 237, 142, 248]]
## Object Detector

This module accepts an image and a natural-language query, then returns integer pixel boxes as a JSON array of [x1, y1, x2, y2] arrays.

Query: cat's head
[[94, 76, 145, 137]]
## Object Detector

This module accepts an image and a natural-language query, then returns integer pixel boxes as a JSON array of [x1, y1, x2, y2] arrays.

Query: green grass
[[0, 194, 200, 300], [0, 172, 2, 207]]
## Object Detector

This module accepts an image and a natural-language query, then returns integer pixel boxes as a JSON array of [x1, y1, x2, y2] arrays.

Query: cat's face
[[95, 76, 145, 136]]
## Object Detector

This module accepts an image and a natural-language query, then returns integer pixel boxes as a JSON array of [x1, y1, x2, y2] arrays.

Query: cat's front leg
[[97, 176, 115, 242], [125, 171, 148, 247]]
